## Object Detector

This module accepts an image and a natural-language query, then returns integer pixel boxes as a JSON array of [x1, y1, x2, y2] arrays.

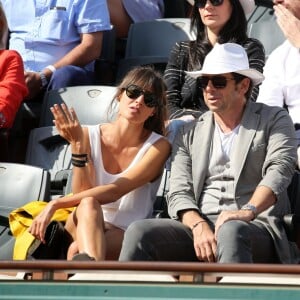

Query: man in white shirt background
[[257, 0, 300, 166]]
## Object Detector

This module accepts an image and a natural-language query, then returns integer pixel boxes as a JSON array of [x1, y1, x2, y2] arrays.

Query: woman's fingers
[[28, 220, 46, 244], [50, 103, 75, 123], [61, 103, 75, 123]]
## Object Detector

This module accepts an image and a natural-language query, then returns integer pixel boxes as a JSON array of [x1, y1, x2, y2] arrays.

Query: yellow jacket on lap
[[9, 201, 74, 260]]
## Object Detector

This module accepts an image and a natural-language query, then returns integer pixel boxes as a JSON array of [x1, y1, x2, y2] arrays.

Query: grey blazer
[[167, 101, 300, 263]]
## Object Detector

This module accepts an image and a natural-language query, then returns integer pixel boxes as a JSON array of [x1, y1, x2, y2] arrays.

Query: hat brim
[[185, 69, 264, 86]]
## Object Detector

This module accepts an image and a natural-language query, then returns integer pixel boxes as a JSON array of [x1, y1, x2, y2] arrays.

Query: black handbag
[[27, 221, 71, 260]]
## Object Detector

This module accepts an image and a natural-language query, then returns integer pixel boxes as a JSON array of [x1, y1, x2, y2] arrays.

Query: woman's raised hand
[[50, 103, 84, 145]]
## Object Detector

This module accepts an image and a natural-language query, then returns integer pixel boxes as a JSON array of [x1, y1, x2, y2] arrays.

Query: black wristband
[[71, 153, 88, 158], [71, 158, 88, 167]]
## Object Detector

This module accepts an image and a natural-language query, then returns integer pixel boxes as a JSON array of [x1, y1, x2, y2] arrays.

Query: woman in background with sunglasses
[[28, 66, 171, 262], [165, 0, 265, 140]]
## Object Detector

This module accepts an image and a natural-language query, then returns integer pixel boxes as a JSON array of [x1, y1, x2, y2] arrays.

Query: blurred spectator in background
[[0, 3, 28, 129], [257, 0, 300, 141], [108, 0, 164, 38], [1, 0, 111, 101]]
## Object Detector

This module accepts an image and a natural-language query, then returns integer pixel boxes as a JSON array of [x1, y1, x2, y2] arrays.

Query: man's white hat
[[185, 43, 264, 86], [186, 0, 255, 15]]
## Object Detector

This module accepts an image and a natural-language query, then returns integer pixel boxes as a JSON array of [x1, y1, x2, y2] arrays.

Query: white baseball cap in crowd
[[185, 43, 264, 86], [187, 0, 255, 15]]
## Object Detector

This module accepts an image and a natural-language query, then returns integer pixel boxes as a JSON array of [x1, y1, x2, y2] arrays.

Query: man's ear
[[239, 77, 251, 94]]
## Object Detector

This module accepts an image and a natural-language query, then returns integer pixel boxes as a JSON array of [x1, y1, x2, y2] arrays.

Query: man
[[1, 0, 111, 100], [119, 43, 300, 264], [257, 0, 300, 144]]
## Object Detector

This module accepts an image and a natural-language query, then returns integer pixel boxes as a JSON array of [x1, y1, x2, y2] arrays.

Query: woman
[[28, 66, 171, 261], [165, 0, 265, 121], [0, 4, 28, 128]]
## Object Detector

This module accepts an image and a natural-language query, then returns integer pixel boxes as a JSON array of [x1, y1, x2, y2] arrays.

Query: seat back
[[95, 27, 117, 85], [116, 18, 195, 81], [247, 7, 285, 58], [0, 163, 50, 260], [39, 85, 118, 127], [163, 0, 188, 18], [125, 18, 194, 58], [25, 126, 72, 196]]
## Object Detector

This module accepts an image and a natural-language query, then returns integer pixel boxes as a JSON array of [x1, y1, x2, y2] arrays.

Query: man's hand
[[192, 221, 217, 262], [274, 4, 300, 48], [214, 210, 254, 239], [24, 71, 43, 100]]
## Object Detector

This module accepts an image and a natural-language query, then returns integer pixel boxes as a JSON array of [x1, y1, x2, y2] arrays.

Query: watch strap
[[241, 203, 257, 219], [39, 71, 48, 87]]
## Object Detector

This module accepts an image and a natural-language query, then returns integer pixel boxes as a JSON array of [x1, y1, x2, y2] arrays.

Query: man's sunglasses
[[195, 0, 224, 9], [198, 75, 235, 89], [125, 84, 159, 108]]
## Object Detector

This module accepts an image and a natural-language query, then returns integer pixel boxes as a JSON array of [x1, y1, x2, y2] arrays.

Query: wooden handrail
[[1, 261, 300, 277]]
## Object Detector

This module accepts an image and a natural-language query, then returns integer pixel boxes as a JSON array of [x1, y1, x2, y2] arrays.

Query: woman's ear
[[150, 108, 157, 117], [116, 94, 121, 102]]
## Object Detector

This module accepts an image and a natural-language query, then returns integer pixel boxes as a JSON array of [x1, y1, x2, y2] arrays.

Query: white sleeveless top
[[87, 125, 163, 230]]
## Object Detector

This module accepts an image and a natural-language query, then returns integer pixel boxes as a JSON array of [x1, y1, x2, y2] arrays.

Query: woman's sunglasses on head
[[198, 75, 235, 89], [125, 84, 159, 108], [195, 0, 224, 9]]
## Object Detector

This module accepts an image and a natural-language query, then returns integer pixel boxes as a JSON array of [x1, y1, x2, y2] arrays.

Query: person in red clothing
[[0, 4, 28, 129]]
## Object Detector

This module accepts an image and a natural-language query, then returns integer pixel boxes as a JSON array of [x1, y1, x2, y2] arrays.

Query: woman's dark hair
[[114, 66, 168, 136], [188, 0, 248, 70]]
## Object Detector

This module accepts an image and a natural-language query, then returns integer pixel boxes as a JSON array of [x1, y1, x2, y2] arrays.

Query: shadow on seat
[[285, 170, 300, 249], [94, 27, 117, 85], [0, 129, 9, 162], [25, 126, 71, 198], [0, 163, 50, 260]]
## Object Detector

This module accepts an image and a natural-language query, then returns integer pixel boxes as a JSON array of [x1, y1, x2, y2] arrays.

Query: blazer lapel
[[192, 112, 214, 202], [231, 101, 260, 183]]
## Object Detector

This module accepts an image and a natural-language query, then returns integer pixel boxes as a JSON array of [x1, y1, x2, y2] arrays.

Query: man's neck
[[213, 107, 245, 133]]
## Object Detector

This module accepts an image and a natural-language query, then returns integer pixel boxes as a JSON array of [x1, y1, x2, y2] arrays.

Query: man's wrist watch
[[241, 204, 257, 220], [39, 71, 48, 88]]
